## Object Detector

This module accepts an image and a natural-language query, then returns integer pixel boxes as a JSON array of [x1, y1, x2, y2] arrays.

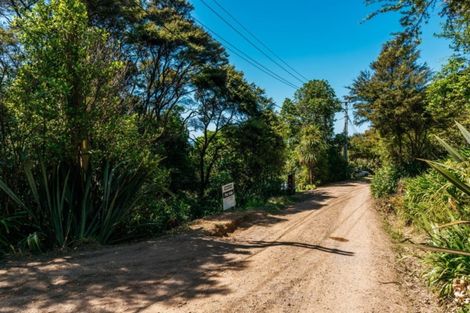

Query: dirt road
[[1, 181, 413, 312]]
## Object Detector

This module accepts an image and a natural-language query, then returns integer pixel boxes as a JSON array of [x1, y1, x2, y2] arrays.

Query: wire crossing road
[[1, 181, 411, 313]]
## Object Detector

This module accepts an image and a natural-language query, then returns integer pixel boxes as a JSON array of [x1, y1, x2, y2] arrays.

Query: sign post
[[222, 182, 236, 210]]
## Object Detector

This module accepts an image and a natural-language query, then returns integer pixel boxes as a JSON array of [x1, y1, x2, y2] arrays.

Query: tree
[[190, 66, 245, 207], [367, 0, 470, 55], [281, 79, 343, 185], [223, 93, 286, 202], [295, 125, 326, 185], [5, 0, 134, 171], [130, 0, 225, 126], [349, 129, 382, 172], [426, 57, 470, 144], [282, 80, 341, 141], [348, 35, 432, 170]]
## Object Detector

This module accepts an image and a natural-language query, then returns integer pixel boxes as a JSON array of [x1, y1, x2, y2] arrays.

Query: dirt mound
[[189, 211, 267, 237]]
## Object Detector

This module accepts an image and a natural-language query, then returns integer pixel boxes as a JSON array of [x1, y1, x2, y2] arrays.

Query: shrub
[[402, 169, 455, 226], [126, 196, 192, 238], [0, 161, 147, 251], [424, 225, 470, 299], [403, 123, 470, 305], [371, 165, 401, 198]]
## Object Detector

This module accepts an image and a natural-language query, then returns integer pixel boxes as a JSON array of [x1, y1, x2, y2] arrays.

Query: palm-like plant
[[295, 125, 326, 185]]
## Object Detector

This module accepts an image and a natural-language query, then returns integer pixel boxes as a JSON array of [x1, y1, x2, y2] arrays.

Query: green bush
[[402, 170, 454, 226], [424, 225, 470, 299], [402, 159, 470, 300], [126, 196, 192, 238], [401, 124, 470, 305], [371, 165, 401, 198], [0, 161, 147, 251]]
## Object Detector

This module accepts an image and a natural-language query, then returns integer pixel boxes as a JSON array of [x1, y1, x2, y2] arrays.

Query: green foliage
[[281, 80, 341, 141], [349, 35, 432, 170], [223, 108, 286, 203], [295, 125, 326, 185], [126, 196, 192, 238], [281, 79, 346, 186], [371, 165, 401, 198], [424, 226, 470, 299], [0, 161, 147, 250], [349, 129, 382, 172], [368, 0, 470, 55], [426, 58, 470, 146], [402, 124, 470, 302], [402, 169, 455, 227], [7, 0, 126, 163]]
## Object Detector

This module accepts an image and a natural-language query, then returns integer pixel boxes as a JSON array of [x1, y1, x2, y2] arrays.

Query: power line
[[134, 2, 296, 98], [198, 0, 307, 85], [194, 17, 299, 89], [348, 116, 359, 134], [211, 0, 310, 82]]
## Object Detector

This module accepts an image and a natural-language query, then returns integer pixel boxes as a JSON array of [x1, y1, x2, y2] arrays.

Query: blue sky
[[190, 0, 453, 134]]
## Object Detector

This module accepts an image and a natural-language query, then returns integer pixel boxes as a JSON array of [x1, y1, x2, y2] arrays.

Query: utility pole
[[343, 101, 349, 163]]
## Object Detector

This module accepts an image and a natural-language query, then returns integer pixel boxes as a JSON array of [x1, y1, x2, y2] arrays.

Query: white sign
[[222, 182, 236, 210]]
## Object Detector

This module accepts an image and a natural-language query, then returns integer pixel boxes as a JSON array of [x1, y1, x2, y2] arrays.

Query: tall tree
[[190, 66, 245, 206], [281, 79, 342, 185], [283, 80, 341, 141], [130, 0, 225, 126], [348, 35, 432, 169], [6, 0, 131, 170]]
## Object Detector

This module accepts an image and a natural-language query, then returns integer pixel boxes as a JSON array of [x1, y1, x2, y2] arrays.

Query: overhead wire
[[198, 0, 306, 85], [211, 0, 309, 82], [133, 1, 295, 105], [193, 17, 299, 89]]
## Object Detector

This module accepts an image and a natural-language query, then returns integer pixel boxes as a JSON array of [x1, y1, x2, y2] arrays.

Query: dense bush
[[371, 165, 401, 198], [0, 161, 147, 253], [425, 226, 470, 299], [0, 0, 298, 255], [400, 127, 470, 303], [402, 157, 470, 224], [403, 163, 470, 300]]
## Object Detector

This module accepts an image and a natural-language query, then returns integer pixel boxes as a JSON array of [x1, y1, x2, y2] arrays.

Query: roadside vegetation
[[0, 0, 349, 256], [1, 0, 468, 310], [350, 0, 470, 309]]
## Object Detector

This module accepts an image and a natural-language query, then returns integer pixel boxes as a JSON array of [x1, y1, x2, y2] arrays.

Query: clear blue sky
[[191, 0, 453, 134]]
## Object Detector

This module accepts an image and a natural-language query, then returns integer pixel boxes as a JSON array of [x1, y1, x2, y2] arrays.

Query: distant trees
[[282, 80, 341, 141], [281, 79, 346, 187], [348, 130, 382, 172], [295, 125, 326, 185]]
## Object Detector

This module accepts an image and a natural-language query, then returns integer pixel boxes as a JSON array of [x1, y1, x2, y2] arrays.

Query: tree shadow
[[0, 183, 359, 312], [1, 236, 353, 312]]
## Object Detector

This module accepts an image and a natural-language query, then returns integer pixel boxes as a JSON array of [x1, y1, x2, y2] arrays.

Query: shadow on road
[[245, 240, 354, 256], [0, 182, 361, 313]]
